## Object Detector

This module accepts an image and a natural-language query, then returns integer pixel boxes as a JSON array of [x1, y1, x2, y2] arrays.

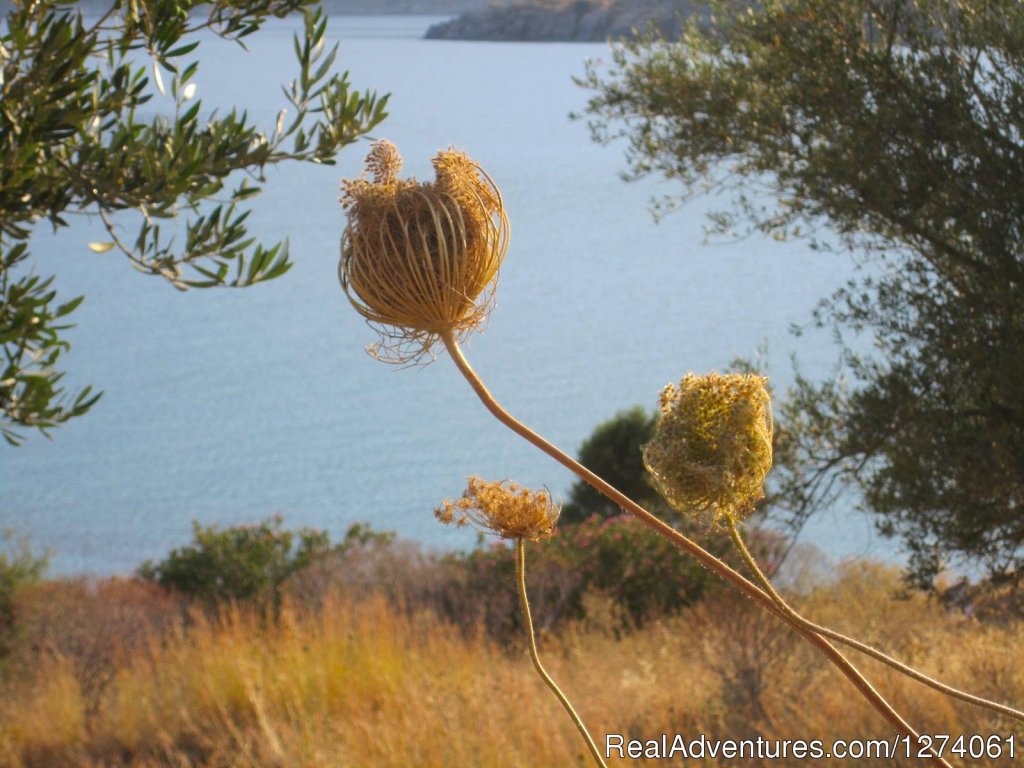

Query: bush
[[433, 540, 582, 640], [9, 577, 181, 712], [0, 530, 48, 660], [548, 513, 727, 622], [277, 517, 731, 639], [284, 523, 409, 608], [436, 514, 759, 638], [150, 513, 781, 643], [137, 515, 342, 606]]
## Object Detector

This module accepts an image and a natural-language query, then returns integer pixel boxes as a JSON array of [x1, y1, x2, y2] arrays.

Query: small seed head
[[339, 140, 509, 364], [435, 477, 560, 542], [643, 372, 773, 526]]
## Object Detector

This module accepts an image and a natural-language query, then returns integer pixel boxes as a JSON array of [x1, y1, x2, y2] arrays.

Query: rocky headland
[[424, 0, 710, 42], [324, 0, 493, 13]]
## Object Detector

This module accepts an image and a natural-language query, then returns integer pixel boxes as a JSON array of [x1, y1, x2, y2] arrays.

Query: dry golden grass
[[0, 565, 1021, 768]]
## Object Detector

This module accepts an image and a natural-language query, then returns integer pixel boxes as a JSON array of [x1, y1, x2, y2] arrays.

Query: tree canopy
[[1, 0, 387, 445], [561, 406, 662, 525], [580, 0, 1024, 586]]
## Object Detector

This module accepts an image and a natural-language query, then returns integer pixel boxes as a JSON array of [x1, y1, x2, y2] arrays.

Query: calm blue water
[[2, 16, 895, 575]]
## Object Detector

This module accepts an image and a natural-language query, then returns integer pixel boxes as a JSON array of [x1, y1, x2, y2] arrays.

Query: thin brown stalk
[[440, 330, 951, 768], [516, 540, 608, 768], [727, 523, 1024, 725]]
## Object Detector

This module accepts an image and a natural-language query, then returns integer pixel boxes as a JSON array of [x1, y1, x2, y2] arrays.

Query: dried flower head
[[435, 477, 560, 541], [643, 372, 773, 526], [339, 140, 509, 363]]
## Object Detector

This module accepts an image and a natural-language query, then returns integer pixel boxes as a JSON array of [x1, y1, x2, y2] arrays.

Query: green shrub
[[548, 513, 727, 622], [0, 530, 49, 659], [137, 515, 345, 606], [441, 514, 757, 636]]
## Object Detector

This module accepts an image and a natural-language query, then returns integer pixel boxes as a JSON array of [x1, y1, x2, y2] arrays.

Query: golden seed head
[[435, 477, 560, 542], [339, 140, 510, 364], [643, 372, 773, 526], [365, 138, 402, 184]]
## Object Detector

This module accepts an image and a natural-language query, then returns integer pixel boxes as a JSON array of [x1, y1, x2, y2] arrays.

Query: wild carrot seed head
[[435, 477, 560, 542], [643, 372, 773, 526], [339, 140, 509, 364]]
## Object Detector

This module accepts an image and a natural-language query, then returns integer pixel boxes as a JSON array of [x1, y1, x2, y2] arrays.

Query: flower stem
[[516, 540, 608, 768], [441, 330, 951, 768], [727, 522, 1024, 724]]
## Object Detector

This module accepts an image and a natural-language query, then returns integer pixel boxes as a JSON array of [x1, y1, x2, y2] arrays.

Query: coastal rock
[[424, 0, 709, 42], [324, 0, 492, 12]]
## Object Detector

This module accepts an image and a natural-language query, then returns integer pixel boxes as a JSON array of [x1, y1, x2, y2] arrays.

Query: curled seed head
[[643, 372, 773, 526], [435, 477, 560, 542], [365, 139, 402, 184], [339, 140, 509, 364]]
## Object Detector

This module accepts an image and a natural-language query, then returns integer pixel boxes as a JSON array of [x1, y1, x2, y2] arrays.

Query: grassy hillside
[[1, 559, 1020, 767]]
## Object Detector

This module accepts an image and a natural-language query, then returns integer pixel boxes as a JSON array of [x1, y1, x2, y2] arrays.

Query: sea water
[[1, 15, 895, 574]]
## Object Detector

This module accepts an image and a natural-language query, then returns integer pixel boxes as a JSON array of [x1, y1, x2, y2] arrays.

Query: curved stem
[[441, 330, 951, 768], [516, 540, 608, 768], [727, 523, 1024, 725]]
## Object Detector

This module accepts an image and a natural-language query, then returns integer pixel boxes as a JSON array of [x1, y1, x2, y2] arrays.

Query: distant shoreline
[[425, 0, 710, 43], [0, 0, 705, 36], [0, 0, 485, 13]]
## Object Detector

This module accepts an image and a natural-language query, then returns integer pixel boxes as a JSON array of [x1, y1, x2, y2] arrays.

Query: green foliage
[[136, 515, 383, 605], [0, 530, 49, 658], [1, 0, 388, 445], [580, 0, 1024, 587], [0, 245, 99, 443], [561, 406, 663, 524], [547, 512, 730, 622], [450, 513, 736, 633]]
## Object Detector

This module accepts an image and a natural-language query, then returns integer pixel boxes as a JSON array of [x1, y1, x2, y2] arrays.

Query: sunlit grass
[[1, 566, 1021, 767]]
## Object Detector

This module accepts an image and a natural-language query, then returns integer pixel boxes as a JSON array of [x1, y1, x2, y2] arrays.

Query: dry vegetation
[[1, 555, 1021, 768]]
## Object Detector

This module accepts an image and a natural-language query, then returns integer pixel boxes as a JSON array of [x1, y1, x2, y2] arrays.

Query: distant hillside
[[424, 0, 712, 41], [0, 0, 498, 14], [323, 0, 495, 12]]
